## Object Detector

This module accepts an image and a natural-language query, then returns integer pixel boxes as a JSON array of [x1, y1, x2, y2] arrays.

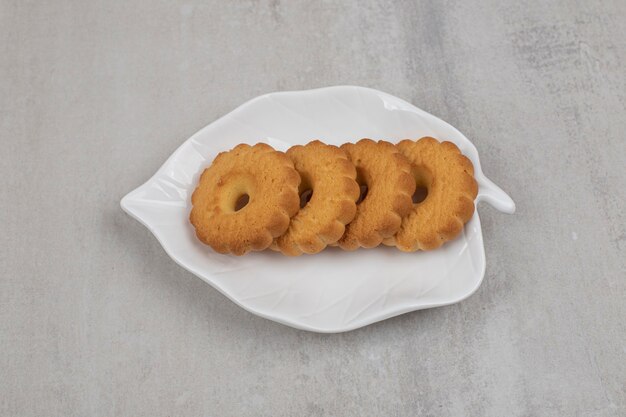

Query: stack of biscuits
[[190, 137, 478, 256]]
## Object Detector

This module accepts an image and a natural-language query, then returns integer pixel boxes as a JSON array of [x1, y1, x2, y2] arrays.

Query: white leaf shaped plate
[[121, 86, 515, 333]]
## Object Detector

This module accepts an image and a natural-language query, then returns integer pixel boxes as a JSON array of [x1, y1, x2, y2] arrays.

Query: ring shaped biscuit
[[273, 140, 360, 256], [337, 139, 415, 250], [190, 143, 300, 256], [384, 137, 478, 251]]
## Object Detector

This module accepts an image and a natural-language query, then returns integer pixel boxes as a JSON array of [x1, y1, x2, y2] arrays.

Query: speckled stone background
[[1, 1, 625, 416]]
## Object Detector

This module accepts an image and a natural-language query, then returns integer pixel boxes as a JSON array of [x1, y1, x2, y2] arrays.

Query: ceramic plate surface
[[121, 86, 515, 333]]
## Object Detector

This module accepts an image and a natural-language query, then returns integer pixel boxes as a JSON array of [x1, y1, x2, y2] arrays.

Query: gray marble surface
[[2, 1, 625, 416]]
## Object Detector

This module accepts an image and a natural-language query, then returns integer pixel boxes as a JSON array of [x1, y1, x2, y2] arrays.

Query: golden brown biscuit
[[384, 137, 478, 251], [336, 139, 415, 250], [189, 143, 300, 256], [272, 140, 360, 256]]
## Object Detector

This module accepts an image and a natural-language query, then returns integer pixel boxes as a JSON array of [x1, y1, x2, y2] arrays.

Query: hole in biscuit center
[[355, 168, 369, 205], [300, 189, 313, 208], [356, 185, 368, 204], [410, 164, 433, 206], [412, 186, 428, 204], [234, 193, 249, 211]]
